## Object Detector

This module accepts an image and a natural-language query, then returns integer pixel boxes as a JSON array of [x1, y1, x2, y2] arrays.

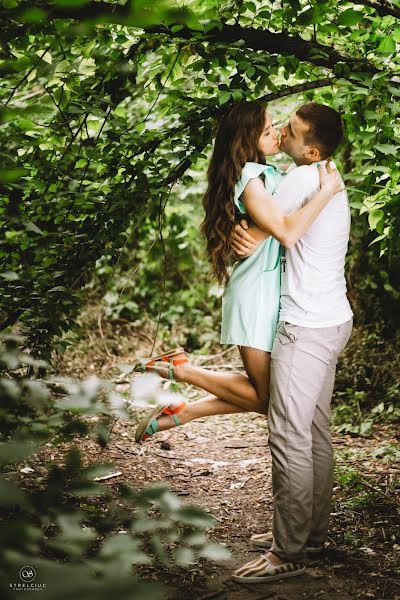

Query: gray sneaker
[[250, 532, 323, 557]]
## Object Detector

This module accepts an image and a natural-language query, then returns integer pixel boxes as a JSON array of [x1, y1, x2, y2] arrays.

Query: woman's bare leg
[[171, 348, 270, 412], [238, 346, 271, 414], [154, 393, 246, 432], [154, 347, 271, 432]]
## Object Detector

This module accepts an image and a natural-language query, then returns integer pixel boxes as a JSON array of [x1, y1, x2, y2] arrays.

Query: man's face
[[280, 113, 316, 165]]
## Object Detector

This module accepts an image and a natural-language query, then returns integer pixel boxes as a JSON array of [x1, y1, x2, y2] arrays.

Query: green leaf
[[297, 7, 323, 25], [231, 90, 244, 102], [245, 1, 257, 12], [0, 270, 19, 280], [368, 209, 385, 231], [181, 531, 207, 546], [17, 118, 36, 131], [377, 36, 396, 54], [337, 9, 363, 26], [53, 0, 90, 6], [174, 547, 194, 566], [48, 513, 96, 557], [36, 50, 52, 64], [198, 543, 231, 561], [218, 91, 231, 105], [0, 478, 32, 509], [21, 7, 47, 22], [79, 58, 96, 76], [25, 221, 44, 234], [100, 534, 141, 558], [375, 144, 397, 156], [2, 0, 20, 7], [175, 506, 217, 528], [0, 167, 28, 182], [0, 440, 39, 466]]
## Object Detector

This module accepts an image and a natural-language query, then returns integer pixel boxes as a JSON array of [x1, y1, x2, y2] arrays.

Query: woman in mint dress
[[220, 162, 283, 353], [135, 101, 343, 443]]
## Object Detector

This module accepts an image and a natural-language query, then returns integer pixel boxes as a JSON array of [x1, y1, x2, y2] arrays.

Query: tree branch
[[4, 3, 381, 75], [258, 77, 335, 103], [144, 24, 377, 74], [4, 44, 52, 106], [137, 78, 337, 191], [354, 0, 400, 19]]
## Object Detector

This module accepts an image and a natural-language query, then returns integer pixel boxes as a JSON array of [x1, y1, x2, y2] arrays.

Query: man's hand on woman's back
[[231, 219, 258, 259]]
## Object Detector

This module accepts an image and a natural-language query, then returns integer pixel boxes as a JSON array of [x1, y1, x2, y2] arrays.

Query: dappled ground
[[64, 410, 396, 600], [50, 310, 400, 600]]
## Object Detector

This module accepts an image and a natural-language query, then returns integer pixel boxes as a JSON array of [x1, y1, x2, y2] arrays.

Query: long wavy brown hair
[[201, 101, 267, 285]]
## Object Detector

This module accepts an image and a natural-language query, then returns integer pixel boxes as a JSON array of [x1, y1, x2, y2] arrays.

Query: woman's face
[[258, 111, 280, 156]]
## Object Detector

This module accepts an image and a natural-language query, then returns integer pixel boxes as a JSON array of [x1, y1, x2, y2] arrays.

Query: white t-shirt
[[275, 163, 353, 328]]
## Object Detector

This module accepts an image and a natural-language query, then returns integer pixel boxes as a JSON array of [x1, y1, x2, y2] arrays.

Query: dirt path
[[53, 321, 399, 599], [87, 408, 398, 600]]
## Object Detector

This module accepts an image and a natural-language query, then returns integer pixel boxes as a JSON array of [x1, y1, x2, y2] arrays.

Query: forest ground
[[51, 311, 400, 600]]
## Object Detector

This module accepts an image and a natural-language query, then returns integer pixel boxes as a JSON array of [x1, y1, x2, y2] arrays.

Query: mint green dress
[[220, 162, 283, 352]]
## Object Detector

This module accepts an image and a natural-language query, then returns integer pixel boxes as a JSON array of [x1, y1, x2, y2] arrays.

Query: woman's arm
[[242, 162, 343, 248]]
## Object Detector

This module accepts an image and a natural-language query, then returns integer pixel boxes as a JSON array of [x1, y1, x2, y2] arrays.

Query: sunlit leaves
[[337, 9, 364, 27], [0, 0, 399, 352], [377, 36, 396, 54], [297, 5, 325, 25], [0, 341, 228, 597]]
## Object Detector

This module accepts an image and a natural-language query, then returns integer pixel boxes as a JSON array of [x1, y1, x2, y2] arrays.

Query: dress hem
[[220, 339, 273, 353]]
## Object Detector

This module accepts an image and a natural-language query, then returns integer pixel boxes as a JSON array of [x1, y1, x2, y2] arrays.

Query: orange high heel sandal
[[134, 347, 189, 380], [135, 398, 187, 443]]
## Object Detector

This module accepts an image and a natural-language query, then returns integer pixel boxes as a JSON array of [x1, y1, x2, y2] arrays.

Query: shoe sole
[[232, 566, 306, 583], [135, 404, 165, 443], [251, 540, 323, 556], [143, 347, 186, 366]]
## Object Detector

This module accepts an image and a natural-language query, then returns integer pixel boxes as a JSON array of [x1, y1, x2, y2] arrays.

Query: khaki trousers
[[268, 319, 353, 561]]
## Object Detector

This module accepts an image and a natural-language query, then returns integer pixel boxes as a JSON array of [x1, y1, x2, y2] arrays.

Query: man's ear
[[305, 146, 321, 161]]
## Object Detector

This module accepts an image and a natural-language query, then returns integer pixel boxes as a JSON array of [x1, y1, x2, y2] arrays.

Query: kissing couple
[[134, 100, 353, 583]]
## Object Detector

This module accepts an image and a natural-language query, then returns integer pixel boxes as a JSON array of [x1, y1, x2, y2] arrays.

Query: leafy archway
[[1, 0, 399, 357]]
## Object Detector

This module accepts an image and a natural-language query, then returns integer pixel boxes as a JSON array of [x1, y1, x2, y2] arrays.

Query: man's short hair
[[296, 102, 343, 158]]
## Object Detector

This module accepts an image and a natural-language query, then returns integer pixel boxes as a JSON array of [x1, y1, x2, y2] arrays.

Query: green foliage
[[0, 337, 229, 597], [0, 3, 398, 590], [335, 457, 399, 512], [333, 384, 400, 438], [333, 318, 400, 422], [91, 174, 222, 352], [333, 389, 374, 437], [333, 445, 399, 555], [0, 0, 399, 358]]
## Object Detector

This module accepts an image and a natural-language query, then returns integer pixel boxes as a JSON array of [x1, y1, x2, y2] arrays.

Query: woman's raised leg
[[151, 347, 271, 433], [170, 347, 270, 412]]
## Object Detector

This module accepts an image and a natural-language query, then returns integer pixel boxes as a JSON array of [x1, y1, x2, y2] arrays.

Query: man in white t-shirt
[[231, 102, 353, 583]]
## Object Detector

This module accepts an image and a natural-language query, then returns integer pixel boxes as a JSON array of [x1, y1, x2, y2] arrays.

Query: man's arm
[[231, 163, 339, 256], [242, 163, 341, 248]]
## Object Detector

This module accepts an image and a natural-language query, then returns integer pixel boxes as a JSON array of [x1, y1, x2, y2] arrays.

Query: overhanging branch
[[258, 78, 335, 103], [121, 78, 335, 164], [4, 2, 380, 75], [355, 0, 400, 19], [143, 78, 337, 187], [145, 24, 377, 74]]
